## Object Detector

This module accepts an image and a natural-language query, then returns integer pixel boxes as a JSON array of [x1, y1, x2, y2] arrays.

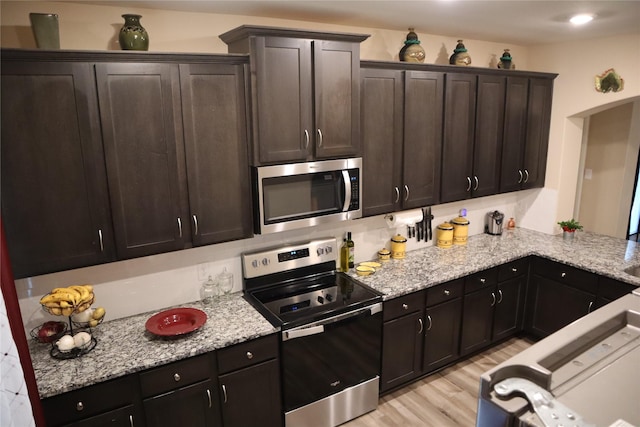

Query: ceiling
[[80, 0, 640, 46]]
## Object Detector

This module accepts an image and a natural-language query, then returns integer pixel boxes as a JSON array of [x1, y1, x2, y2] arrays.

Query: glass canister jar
[[217, 267, 234, 295], [200, 275, 218, 304]]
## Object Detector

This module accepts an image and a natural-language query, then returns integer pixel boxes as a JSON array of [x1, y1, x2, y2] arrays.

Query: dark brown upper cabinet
[[1, 59, 115, 278], [220, 26, 369, 165], [360, 64, 443, 217], [500, 76, 555, 192]]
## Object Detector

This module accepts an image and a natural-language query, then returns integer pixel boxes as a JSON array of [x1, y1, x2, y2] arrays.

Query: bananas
[[40, 284, 94, 316]]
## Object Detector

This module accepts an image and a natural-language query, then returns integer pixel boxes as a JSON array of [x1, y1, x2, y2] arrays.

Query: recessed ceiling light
[[570, 14, 595, 25]]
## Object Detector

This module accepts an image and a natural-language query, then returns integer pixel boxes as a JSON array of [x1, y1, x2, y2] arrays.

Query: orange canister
[[452, 215, 470, 245], [436, 222, 454, 248], [390, 234, 407, 259]]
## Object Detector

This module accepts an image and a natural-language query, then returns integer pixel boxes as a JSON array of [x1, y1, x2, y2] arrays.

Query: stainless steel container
[[485, 211, 504, 235]]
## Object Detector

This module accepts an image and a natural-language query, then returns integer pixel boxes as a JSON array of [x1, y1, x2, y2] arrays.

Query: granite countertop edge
[[30, 227, 640, 399]]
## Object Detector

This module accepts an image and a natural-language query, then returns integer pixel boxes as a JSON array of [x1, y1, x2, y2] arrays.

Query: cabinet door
[[381, 311, 423, 392], [1, 61, 114, 278], [219, 359, 282, 427], [472, 75, 504, 197], [143, 379, 219, 427], [526, 275, 595, 338], [179, 63, 252, 245], [66, 405, 141, 427], [493, 276, 525, 342], [460, 287, 494, 356], [404, 71, 444, 208], [360, 68, 404, 216], [96, 63, 188, 259], [441, 73, 476, 203], [423, 297, 462, 373], [500, 77, 529, 193], [522, 77, 553, 189], [314, 40, 361, 159], [253, 37, 312, 164]]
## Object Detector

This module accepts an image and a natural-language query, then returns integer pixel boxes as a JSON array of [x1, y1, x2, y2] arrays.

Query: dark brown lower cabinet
[[68, 404, 139, 427], [423, 296, 462, 372], [143, 380, 219, 427]]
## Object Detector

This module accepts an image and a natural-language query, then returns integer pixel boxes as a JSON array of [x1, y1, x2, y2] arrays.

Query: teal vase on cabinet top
[[118, 14, 149, 51]]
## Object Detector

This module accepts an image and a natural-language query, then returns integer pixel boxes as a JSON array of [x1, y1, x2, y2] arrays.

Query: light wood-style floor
[[343, 337, 534, 427]]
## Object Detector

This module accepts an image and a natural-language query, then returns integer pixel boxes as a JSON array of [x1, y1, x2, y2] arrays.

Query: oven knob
[[251, 260, 259, 268], [261, 258, 270, 266], [317, 296, 324, 304], [325, 293, 333, 302], [317, 247, 324, 256], [325, 246, 332, 254]]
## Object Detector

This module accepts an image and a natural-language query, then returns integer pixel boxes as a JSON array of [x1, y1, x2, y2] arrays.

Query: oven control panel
[[242, 238, 337, 279]]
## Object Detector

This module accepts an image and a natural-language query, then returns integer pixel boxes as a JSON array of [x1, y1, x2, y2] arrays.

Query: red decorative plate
[[145, 308, 207, 337]]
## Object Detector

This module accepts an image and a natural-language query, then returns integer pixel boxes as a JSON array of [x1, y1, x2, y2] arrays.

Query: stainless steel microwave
[[253, 158, 362, 234]]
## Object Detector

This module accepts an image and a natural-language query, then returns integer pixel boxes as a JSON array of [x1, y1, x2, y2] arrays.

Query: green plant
[[557, 219, 583, 232]]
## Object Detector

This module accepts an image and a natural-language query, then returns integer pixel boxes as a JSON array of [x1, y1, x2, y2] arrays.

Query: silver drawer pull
[[402, 303, 408, 310], [443, 289, 450, 296], [561, 272, 566, 278], [173, 373, 181, 382], [76, 401, 84, 411], [246, 351, 253, 360], [511, 267, 517, 273], [480, 278, 486, 284]]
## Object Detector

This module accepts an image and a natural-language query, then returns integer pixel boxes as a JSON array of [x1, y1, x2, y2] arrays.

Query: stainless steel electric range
[[242, 238, 383, 427]]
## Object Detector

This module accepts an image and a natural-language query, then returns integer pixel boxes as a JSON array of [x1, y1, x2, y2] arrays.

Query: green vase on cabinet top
[[118, 14, 149, 51], [449, 40, 471, 66], [399, 28, 426, 63]]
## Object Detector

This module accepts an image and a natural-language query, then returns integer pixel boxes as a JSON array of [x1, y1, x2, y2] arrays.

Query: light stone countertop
[[29, 228, 640, 399]]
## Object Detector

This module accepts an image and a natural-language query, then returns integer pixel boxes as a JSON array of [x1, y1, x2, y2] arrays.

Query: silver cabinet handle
[[443, 289, 450, 296], [206, 389, 212, 408], [588, 301, 594, 314], [473, 176, 479, 191], [490, 292, 496, 306], [222, 384, 228, 403], [518, 170, 523, 184], [76, 401, 84, 412], [426, 315, 432, 331], [394, 187, 400, 203], [98, 229, 104, 252], [466, 176, 472, 192], [404, 185, 409, 201], [511, 267, 518, 273], [497, 289, 503, 304], [129, 415, 134, 427], [174, 373, 181, 382], [417, 318, 423, 334], [523, 169, 529, 183], [192, 215, 198, 236], [402, 303, 408, 310], [246, 351, 253, 360], [480, 278, 486, 284], [304, 129, 309, 149], [317, 128, 323, 147], [177, 217, 182, 238], [561, 272, 566, 278]]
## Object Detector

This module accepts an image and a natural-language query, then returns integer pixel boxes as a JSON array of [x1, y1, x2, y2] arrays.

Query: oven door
[[253, 158, 362, 234], [281, 303, 382, 412]]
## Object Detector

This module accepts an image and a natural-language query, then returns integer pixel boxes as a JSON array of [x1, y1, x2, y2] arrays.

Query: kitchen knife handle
[[304, 129, 309, 149], [177, 217, 182, 238], [404, 185, 409, 201], [222, 384, 228, 403], [394, 187, 400, 203], [466, 176, 472, 192], [192, 215, 198, 236], [317, 128, 323, 147], [98, 229, 104, 252], [473, 176, 479, 191], [518, 169, 523, 184], [523, 169, 529, 183], [417, 318, 423, 334]]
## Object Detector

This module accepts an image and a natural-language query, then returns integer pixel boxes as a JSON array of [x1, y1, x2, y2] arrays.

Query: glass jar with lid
[[200, 275, 218, 304]]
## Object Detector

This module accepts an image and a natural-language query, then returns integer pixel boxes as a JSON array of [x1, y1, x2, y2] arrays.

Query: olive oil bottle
[[346, 232, 355, 268], [340, 238, 349, 272]]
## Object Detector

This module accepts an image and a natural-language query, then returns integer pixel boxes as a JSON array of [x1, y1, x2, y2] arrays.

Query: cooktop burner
[[242, 238, 382, 329]]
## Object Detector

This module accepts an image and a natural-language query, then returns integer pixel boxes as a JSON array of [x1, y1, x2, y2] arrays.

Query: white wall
[[3, 1, 639, 330]]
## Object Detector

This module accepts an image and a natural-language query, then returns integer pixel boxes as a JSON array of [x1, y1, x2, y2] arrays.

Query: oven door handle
[[341, 169, 352, 212], [282, 302, 382, 341]]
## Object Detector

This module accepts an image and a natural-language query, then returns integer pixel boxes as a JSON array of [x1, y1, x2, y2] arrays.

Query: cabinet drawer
[[425, 279, 463, 307], [532, 257, 598, 294], [383, 291, 425, 321], [139, 354, 211, 398], [42, 375, 139, 427], [464, 268, 498, 294], [218, 334, 278, 374], [498, 258, 529, 281], [598, 276, 636, 301]]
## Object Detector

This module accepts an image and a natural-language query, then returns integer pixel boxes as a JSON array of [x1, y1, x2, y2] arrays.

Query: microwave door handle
[[342, 170, 352, 212]]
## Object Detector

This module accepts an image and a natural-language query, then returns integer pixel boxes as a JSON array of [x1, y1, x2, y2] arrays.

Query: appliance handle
[[282, 302, 382, 341], [342, 170, 352, 212]]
